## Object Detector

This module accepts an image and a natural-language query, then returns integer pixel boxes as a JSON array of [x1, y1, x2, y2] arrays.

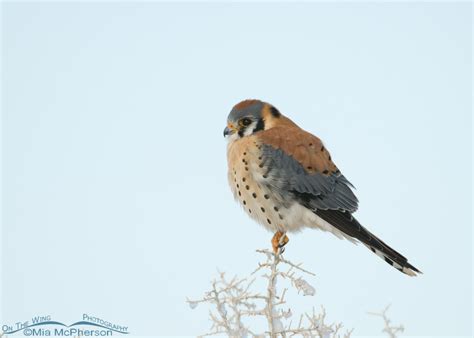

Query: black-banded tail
[[315, 209, 421, 276]]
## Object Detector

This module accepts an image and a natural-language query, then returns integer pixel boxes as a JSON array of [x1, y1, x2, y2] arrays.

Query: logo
[[2, 314, 129, 336]]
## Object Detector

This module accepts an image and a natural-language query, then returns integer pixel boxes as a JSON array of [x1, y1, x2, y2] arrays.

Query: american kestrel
[[224, 99, 420, 276]]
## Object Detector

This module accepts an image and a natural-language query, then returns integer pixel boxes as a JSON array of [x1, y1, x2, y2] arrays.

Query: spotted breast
[[227, 135, 293, 233]]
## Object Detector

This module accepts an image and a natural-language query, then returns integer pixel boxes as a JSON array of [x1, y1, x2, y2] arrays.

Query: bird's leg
[[271, 231, 289, 255]]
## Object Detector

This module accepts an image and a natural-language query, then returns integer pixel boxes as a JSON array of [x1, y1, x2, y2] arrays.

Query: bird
[[223, 99, 421, 276]]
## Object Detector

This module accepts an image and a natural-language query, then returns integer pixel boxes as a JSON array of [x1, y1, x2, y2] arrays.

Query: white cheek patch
[[242, 121, 258, 136]]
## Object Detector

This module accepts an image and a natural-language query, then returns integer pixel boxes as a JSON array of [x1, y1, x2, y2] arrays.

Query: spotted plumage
[[224, 99, 421, 276]]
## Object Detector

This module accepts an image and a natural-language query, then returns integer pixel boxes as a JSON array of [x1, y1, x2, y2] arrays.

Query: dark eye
[[240, 118, 252, 126]]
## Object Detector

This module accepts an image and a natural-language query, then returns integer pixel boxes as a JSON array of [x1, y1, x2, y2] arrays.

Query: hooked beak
[[223, 124, 236, 137]]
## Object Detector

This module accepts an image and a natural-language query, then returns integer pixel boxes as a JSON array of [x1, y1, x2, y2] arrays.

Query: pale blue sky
[[1, 2, 472, 337]]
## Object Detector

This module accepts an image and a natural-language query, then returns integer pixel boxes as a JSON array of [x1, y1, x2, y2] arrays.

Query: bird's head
[[223, 99, 282, 140]]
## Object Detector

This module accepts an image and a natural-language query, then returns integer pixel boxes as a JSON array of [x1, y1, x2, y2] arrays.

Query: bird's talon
[[279, 234, 289, 247], [272, 231, 289, 254]]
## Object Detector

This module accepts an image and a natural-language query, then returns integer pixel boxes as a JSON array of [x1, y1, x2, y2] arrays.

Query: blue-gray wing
[[259, 144, 359, 213]]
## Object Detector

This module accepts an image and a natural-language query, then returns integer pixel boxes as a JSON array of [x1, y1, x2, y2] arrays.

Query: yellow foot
[[271, 231, 289, 254]]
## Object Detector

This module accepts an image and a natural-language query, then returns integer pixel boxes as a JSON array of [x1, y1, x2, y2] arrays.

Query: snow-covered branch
[[368, 305, 404, 338], [187, 249, 351, 338], [188, 249, 406, 337]]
